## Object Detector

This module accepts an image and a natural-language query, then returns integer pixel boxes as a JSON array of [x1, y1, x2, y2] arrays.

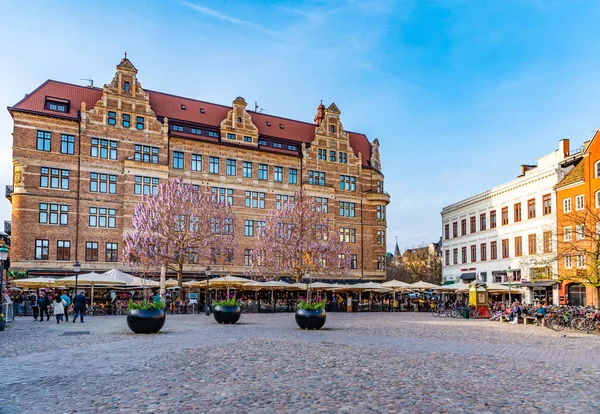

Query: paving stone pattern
[[1, 313, 599, 413]]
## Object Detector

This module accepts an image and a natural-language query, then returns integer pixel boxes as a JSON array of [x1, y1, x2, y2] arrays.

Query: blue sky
[[2, 0, 600, 252]]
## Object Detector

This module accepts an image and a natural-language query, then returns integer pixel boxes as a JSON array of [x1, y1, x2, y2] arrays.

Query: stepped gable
[[9, 80, 376, 169]]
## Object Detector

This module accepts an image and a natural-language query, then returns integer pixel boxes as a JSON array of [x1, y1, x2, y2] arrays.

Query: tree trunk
[[178, 263, 184, 300], [160, 264, 166, 296]]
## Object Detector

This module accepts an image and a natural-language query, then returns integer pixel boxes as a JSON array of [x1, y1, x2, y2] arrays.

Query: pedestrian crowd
[[10, 289, 88, 324]]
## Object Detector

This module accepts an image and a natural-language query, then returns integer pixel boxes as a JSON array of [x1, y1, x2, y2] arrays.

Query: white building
[[440, 139, 580, 305]]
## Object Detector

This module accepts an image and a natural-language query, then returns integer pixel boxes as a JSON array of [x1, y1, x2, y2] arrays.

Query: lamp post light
[[0, 245, 9, 319], [73, 260, 81, 295], [205, 265, 211, 316]]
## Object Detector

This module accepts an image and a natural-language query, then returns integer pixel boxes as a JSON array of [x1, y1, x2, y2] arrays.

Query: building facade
[[441, 140, 578, 305], [555, 131, 600, 307], [6, 58, 389, 280]]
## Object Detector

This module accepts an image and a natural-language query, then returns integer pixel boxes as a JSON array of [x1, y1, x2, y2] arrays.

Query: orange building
[[555, 131, 600, 307]]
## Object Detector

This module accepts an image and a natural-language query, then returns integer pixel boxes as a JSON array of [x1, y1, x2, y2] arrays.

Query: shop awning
[[460, 272, 477, 280], [520, 280, 558, 287]]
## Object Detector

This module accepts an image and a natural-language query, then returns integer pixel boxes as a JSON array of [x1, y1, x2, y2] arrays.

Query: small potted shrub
[[0, 313, 5, 332], [126, 299, 166, 334], [212, 297, 241, 324], [295, 299, 326, 330]]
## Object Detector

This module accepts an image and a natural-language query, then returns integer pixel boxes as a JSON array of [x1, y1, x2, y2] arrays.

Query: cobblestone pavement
[[1, 312, 599, 413]]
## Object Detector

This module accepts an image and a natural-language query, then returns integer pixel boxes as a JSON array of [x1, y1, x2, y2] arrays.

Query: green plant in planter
[[297, 299, 326, 310], [212, 297, 240, 307], [127, 299, 166, 311]]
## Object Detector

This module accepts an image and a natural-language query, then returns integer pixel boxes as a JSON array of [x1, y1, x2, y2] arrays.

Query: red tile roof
[[9, 80, 375, 168]]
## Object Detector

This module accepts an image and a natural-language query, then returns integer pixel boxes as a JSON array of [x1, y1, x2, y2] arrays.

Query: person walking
[[60, 291, 71, 322], [29, 292, 39, 321], [12, 291, 24, 317], [38, 291, 51, 321], [53, 296, 66, 324], [72, 291, 86, 323]]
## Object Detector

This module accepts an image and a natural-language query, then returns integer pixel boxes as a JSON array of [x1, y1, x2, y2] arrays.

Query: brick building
[[6, 57, 389, 280]]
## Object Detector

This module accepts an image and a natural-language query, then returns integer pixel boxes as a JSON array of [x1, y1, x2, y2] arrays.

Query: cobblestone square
[[1, 312, 599, 413]]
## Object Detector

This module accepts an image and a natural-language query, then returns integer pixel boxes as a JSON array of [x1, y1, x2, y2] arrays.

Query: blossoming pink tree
[[123, 177, 236, 294], [253, 190, 350, 301]]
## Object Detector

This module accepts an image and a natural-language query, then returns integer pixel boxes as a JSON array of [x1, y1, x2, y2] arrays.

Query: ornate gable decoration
[[220, 96, 259, 147], [370, 138, 381, 172], [81, 57, 164, 143]]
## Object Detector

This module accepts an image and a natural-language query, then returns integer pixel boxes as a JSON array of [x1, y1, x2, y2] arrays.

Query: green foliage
[[127, 299, 166, 311], [212, 298, 239, 307], [297, 299, 326, 310]]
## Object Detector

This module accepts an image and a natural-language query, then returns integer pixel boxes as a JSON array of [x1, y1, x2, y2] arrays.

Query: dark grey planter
[[213, 305, 241, 324], [295, 308, 326, 330], [127, 309, 166, 334]]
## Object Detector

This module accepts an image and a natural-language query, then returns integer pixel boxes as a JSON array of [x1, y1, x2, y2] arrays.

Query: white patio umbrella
[[409, 280, 440, 290], [382, 280, 412, 290], [102, 269, 159, 287], [13, 277, 58, 288], [59, 272, 127, 306]]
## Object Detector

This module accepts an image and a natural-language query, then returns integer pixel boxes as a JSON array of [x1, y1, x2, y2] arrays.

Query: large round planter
[[213, 305, 241, 324], [0, 319, 5, 332], [126, 309, 166, 334], [295, 308, 326, 330]]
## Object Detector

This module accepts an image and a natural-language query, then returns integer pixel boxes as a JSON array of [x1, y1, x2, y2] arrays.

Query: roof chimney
[[559, 139, 570, 157]]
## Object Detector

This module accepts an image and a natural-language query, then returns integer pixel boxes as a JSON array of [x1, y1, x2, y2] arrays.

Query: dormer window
[[124, 81, 130, 92], [258, 139, 266, 145], [266, 121, 271, 127], [172, 125, 184, 132], [279, 124, 284, 129], [44, 97, 70, 113], [200, 108, 205, 113], [181, 104, 186, 110]]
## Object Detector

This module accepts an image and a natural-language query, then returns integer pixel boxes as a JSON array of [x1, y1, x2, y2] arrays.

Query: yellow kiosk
[[468, 281, 489, 318]]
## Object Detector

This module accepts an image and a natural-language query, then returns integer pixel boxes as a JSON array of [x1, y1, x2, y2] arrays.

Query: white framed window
[[596, 222, 600, 238], [564, 226, 572, 241], [596, 191, 600, 208], [595, 160, 600, 178], [576, 224, 585, 240], [564, 255, 572, 268], [575, 194, 584, 211], [576, 254, 585, 268], [563, 198, 572, 213]]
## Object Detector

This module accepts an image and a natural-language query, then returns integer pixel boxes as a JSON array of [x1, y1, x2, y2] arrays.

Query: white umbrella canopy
[[261, 280, 293, 289], [485, 282, 522, 293], [409, 281, 440, 290], [13, 277, 58, 288], [434, 284, 461, 292], [102, 269, 159, 287], [208, 275, 253, 286], [310, 282, 341, 290], [382, 280, 412, 290], [335, 282, 391, 292], [59, 272, 127, 286], [164, 278, 179, 287]]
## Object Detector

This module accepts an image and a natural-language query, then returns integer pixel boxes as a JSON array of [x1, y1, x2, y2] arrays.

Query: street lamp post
[[0, 246, 9, 320], [507, 266, 512, 304], [205, 265, 211, 316], [73, 260, 81, 295]]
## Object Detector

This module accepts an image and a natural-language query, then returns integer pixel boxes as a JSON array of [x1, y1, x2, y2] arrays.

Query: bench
[[500, 315, 510, 323], [522, 316, 536, 325]]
